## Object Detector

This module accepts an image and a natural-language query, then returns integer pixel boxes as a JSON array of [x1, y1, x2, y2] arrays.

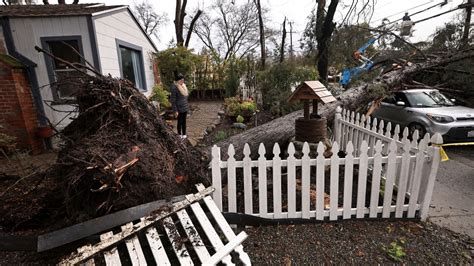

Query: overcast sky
[[94, 0, 466, 51]]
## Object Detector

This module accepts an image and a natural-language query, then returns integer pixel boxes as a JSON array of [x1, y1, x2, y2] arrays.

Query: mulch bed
[[244, 220, 473, 264]]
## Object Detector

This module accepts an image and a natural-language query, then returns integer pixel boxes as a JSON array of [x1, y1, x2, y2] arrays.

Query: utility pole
[[289, 21, 294, 59]]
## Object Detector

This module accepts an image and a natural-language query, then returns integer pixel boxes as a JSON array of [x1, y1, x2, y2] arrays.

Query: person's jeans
[[177, 112, 187, 135]]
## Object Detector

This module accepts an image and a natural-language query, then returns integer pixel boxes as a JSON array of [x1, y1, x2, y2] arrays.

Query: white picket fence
[[211, 107, 442, 221]]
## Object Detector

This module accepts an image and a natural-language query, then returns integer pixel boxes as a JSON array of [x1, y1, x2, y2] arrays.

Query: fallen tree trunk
[[215, 48, 474, 158]]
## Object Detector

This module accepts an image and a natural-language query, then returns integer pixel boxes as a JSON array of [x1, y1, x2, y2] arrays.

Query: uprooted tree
[[0, 48, 209, 229], [215, 47, 474, 158]]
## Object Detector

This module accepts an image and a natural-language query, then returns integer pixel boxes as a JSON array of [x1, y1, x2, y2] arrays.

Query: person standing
[[170, 73, 189, 139]]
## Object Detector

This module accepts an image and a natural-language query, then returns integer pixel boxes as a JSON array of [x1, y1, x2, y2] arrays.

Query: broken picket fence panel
[[60, 184, 251, 265]]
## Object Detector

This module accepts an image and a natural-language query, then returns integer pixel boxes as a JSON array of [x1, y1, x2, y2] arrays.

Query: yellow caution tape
[[434, 142, 474, 162], [439, 146, 449, 162]]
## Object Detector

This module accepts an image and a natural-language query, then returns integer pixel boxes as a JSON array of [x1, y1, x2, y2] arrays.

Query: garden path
[[173, 101, 223, 146]]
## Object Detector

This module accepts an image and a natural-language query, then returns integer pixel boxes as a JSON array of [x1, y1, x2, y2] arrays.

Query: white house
[[0, 3, 158, 129]]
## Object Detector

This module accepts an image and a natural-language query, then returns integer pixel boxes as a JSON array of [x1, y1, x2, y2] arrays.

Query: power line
[[378, 0, 449, 27], [372, 0, 433, 23]]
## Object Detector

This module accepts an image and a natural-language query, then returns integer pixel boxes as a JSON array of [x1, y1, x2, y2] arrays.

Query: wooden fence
[[211, 107, 442, 222]]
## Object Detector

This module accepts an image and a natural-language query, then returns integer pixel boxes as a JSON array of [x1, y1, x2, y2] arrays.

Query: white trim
[[91, 6, 128, 17]]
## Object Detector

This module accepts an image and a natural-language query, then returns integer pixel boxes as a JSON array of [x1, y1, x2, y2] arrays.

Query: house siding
[[93, 10, 156, 96], [8, 16, 93, 128]]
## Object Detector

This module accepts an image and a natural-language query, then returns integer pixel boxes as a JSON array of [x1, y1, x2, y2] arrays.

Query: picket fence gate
[[211, 107, 442, 222]]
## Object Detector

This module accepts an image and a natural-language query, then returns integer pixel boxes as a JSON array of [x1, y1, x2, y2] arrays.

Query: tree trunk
[[461, 3, 472, 48], [214, 49, 474, 159], [315, 0, 339, 82], [280, 17, 287, 63], [255, 0, 266, 69], [185, 9, 203, 48], [174, 0, 187, 46]]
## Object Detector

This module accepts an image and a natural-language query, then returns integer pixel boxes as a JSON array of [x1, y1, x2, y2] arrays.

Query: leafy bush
[[155, 46, 202, 91], [257, 62, 318, 116], [236, 115, 244, 123], [149, 84, 171, 109], [224, 97, 257, 117]]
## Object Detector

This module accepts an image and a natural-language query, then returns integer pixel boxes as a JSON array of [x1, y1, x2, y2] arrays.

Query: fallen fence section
[[211, 107, 442, 222], [60, 184, 251, 265]]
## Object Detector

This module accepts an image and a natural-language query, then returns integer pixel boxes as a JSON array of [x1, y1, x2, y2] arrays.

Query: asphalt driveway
[[428, 146, 474, 238]]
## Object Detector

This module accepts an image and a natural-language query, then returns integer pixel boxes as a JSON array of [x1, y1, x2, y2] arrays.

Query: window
[[117, 40, 146, 91], [46, 39, 84, 100]]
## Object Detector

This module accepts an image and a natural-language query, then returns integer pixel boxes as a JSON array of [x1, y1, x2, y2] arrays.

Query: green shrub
[[224, 97, 257, 117], [214, 130, 227, 142], [257, 62, 318, 116], [155, 46, 202, 91], [149, 84, 171, 109], [236, 115, 244, 123]]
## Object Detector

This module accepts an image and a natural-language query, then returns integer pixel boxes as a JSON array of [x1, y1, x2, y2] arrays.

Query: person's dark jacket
[[170, 83, 189, 113]]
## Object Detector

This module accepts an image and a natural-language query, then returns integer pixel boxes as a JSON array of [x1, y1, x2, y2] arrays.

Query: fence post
[[334, 106, 342, 144], [420, 133, 443, 221]]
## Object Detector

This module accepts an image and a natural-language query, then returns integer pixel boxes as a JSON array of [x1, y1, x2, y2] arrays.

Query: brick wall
[[0, 59, 44, 154]]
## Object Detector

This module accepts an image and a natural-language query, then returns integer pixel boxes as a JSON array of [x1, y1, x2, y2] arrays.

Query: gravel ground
[[244, 220, 473, 264]]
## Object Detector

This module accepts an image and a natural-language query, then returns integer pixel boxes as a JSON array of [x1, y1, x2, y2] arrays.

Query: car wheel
[[408, 123, 426, 139]]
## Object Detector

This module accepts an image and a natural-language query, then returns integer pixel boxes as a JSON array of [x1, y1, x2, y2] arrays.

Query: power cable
[[372, 0, 433, 23], [379, 0, 449, 27]]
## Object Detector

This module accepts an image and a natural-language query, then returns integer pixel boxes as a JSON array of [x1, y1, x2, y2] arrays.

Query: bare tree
[[193, 0, 263, 61], [280, 17, 287, 63], [254, 0, 266, 69], [174, 0, 202, 47], [460, 1, 472, 48], [132, 0, 168, 39], [315, 0, 339, 82]]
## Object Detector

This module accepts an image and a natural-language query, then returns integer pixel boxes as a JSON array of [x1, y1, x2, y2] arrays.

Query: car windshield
[[405, 91, 455, 107]]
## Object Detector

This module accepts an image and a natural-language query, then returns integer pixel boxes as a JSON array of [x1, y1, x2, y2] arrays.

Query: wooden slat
[[301, 142, 311, 219], [273, 143, 283, 219], [420, 133, 442, 221], [407, 135, 428, 217], [212, 145, 223, 210], [196, 184, 251, 265], [243, 144, 253, 215], [316, 142, 325, 220], [190, 202, 233, 265], [356, 141, 369, 218], [258, 144, 268, 218], [287, 143, 297, 218], [227, 145, 237, 213], [369, 141, 383, 218], [99, 232, 121, 266], [176, 210, 211, 262], [162, 217, 193, 265], [121, 223, 146, 266], [382, 141, 398, 218], [329, 142, 340, 220], [343, 142, 354, 219], [144, 227, 171, 266], [203, 232, 248, 266], [395, 140, 411, 218]]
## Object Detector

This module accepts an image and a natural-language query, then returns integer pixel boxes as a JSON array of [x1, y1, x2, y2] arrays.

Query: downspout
[[1, 17, 47, 126]]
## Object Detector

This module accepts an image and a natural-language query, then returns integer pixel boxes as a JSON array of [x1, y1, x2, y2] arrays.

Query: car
[[372, 89, 474, 142]]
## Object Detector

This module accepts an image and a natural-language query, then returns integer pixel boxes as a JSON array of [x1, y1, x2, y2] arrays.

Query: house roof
[[0, 4, 125, 17], [288, 81, 337, 104]]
